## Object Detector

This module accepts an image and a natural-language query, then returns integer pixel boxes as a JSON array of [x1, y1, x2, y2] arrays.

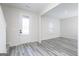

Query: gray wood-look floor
[[8, 37, 78, 56]]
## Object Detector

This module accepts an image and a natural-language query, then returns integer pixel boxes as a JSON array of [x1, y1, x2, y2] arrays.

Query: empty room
[[0, 3, 78, 56]]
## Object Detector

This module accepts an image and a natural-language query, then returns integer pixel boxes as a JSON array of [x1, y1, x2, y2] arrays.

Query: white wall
[[60, 16, 78, 39], [41, 16, 78, 41], [41, 16, 60, 40], [2, 6, 39, 46], [0, 5, 6, 53]]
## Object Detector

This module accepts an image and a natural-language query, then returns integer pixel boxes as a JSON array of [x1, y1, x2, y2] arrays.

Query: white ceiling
[[1, 3, 58, 14], [44, 3, 78, 19], [1, 3, 77, 19]]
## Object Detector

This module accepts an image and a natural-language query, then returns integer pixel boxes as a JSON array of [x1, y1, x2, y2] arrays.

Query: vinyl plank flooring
[[42, 40, 76, 56], [8, 37, 78, 56]]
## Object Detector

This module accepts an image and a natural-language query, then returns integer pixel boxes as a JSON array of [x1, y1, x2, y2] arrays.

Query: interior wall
[[41, 16, 60, 40], [2, 6, 39, 46], [60, 16, 78, 39], [0, 5, 6, 53]]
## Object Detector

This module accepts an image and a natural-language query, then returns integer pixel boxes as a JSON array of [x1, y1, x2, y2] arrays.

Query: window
[[48, 22, 54, 33], [22, 16, 30, 35]]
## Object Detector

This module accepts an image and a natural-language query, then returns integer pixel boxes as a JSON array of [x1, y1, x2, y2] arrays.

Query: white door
[[18, 14, 39, 45]]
